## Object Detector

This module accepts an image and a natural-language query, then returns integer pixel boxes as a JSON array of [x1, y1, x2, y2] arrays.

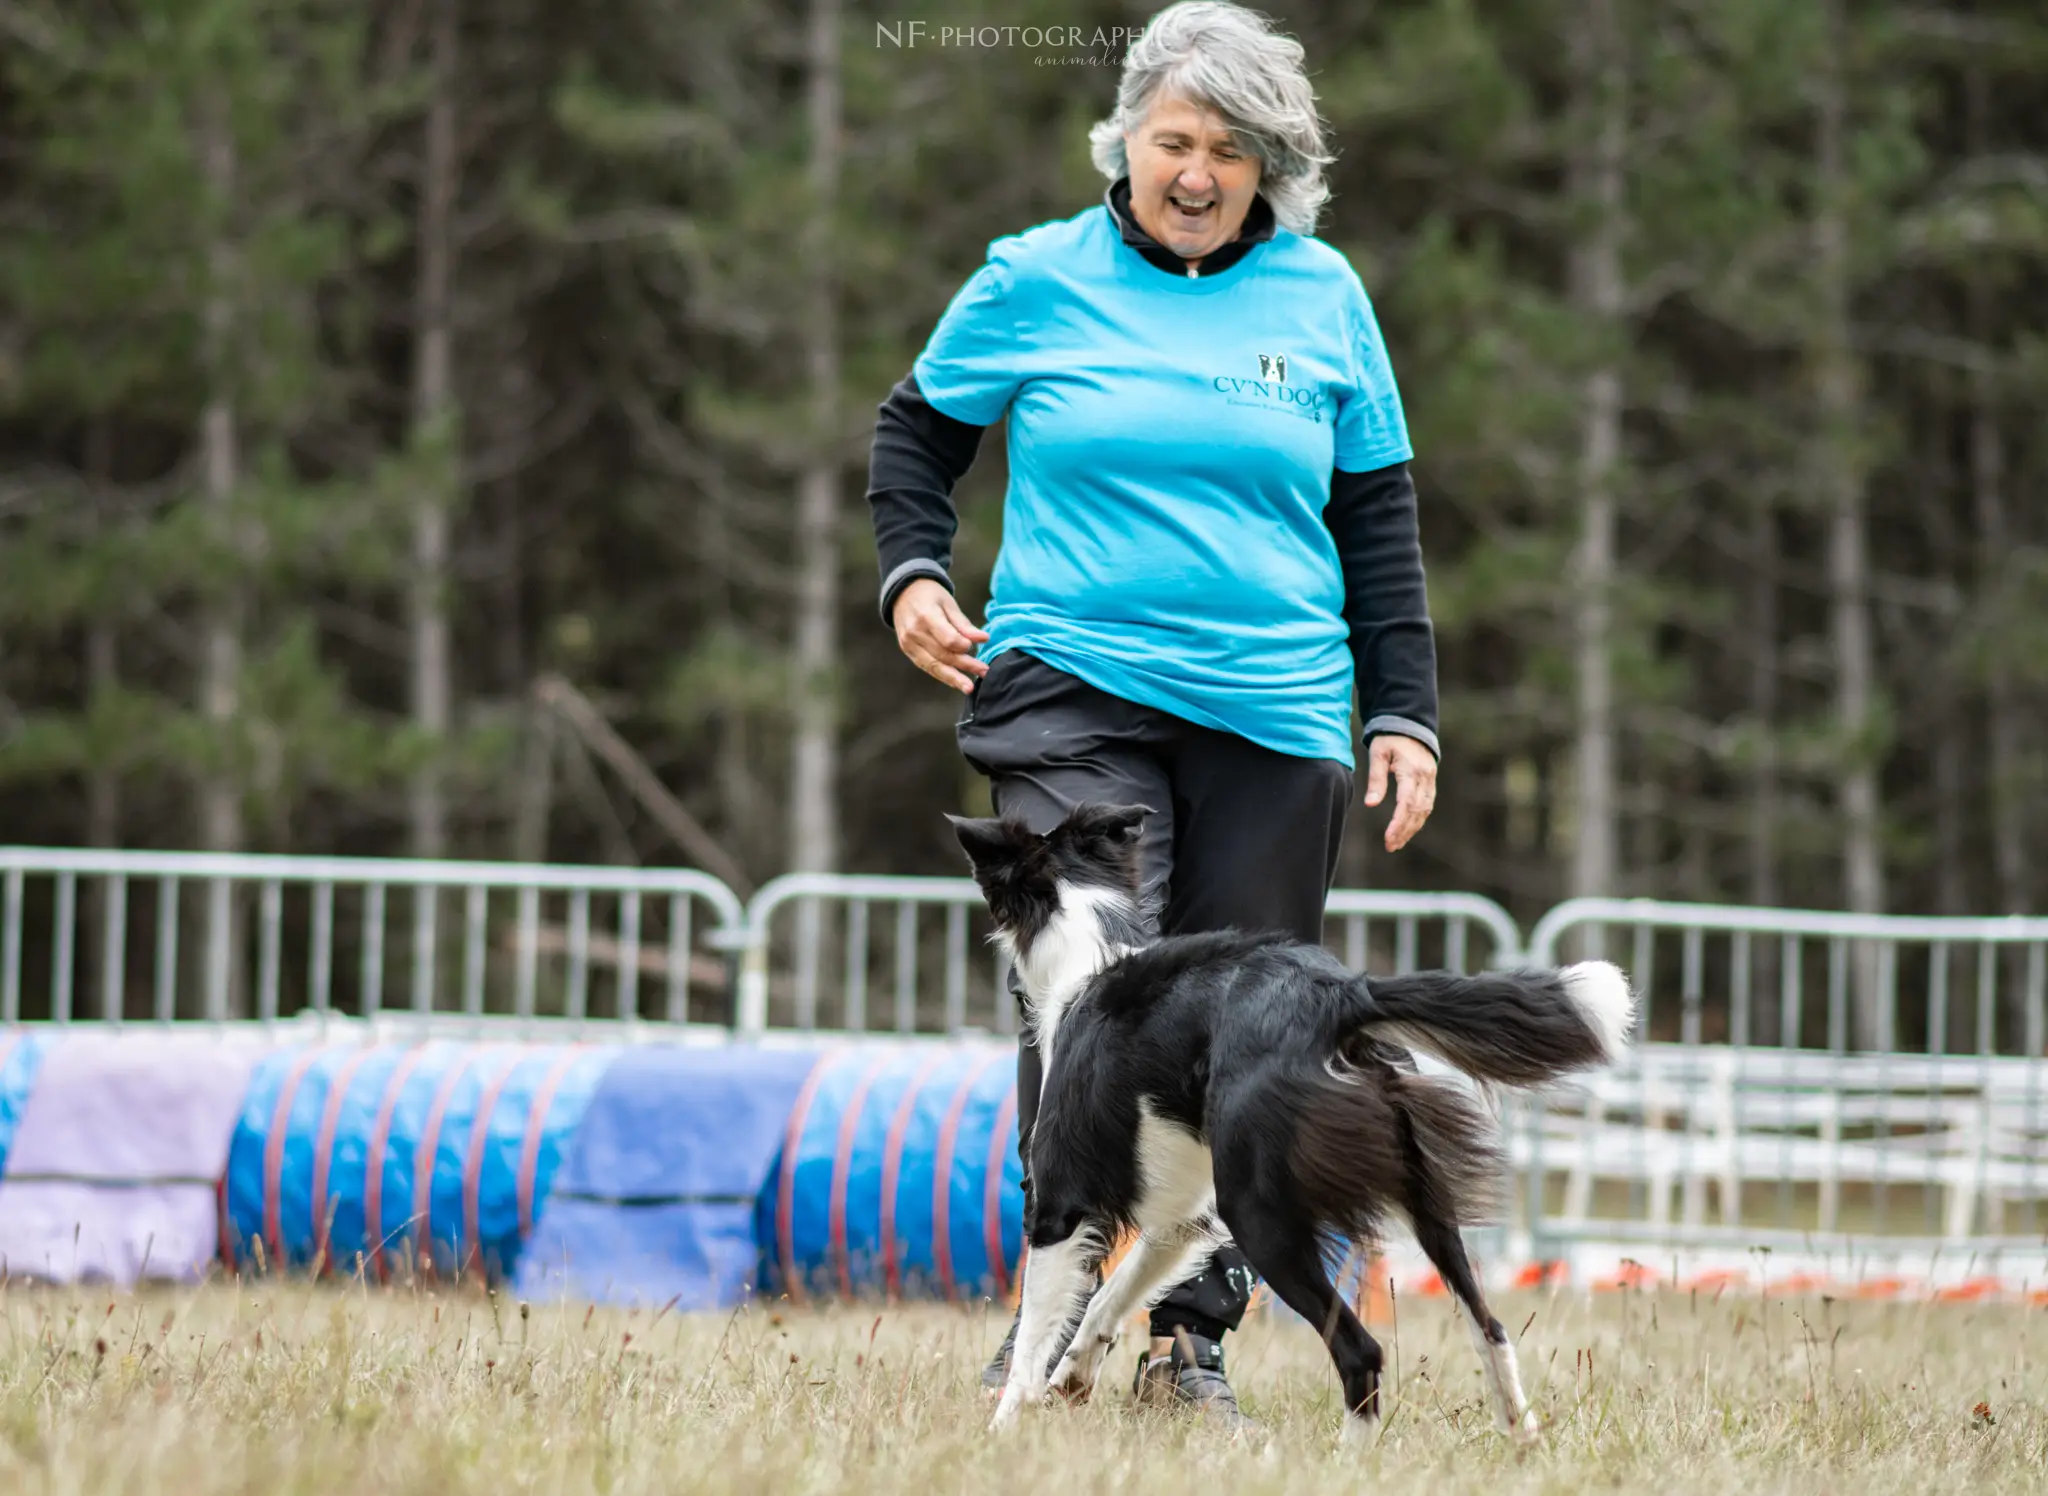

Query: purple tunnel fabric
[[0, 1030, 275, 1283]]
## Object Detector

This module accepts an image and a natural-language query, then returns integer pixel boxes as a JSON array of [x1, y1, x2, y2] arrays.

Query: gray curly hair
[[1088, 2, 1334, 236]]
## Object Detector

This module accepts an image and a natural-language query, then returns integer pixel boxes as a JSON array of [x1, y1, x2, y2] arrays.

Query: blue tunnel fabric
[[223, 1040, 614, 1281], [763, 1043, 1021, 1302], [513, 1044, 822, 1308], [211, 1034, 1030, 1307], [0, 1032, 53, 1176]]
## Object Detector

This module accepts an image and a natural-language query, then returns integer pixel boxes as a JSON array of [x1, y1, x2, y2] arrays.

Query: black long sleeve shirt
[[864, 181, 1441, 761]]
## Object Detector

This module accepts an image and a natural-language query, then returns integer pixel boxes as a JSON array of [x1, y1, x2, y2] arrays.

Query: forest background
[[2, 0, 2044, 935]]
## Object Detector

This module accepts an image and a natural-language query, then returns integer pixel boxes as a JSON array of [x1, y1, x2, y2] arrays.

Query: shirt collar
[[1104, 176, 1277, 279]]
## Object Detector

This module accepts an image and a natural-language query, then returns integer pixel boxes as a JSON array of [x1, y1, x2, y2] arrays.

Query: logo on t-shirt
[[1211, 351, 1321, 421]]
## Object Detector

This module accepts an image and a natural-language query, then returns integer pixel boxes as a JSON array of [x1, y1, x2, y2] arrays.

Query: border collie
[[950, 803, 1635, 1444]]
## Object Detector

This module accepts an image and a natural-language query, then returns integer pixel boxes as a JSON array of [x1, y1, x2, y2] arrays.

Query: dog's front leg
[[1048, 1223, 1215, 1401], [990, 1229, 1099, 1432]]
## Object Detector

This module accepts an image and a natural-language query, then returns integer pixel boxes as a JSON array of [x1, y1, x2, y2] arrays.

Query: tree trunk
[[512, 694, 554, 865], [1746, 499, 1779, 910], [1567, 0, 1626, 900], [197, 109, 245, 1019], [1746, 495, 1784, 1038], [408, 0, 459, 860], [1933, 686, 1967, 915], [198, 115, 244, 863], [1973, 390, 2026, 914], [84, 422, 122, 1015], [787, 0, 842, 875], [494, 475, 525, 698], [84, 420, 121, 856], [85, 622, 119, 849], [1967, 59, 2029, 916], [83, 617, 121, 1015], [699, 472, 764, 873], [199, 437, 242, 860], [1814, 3, 1884, 1046]]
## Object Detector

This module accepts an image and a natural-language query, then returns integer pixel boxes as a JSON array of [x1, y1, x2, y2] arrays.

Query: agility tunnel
[[0, 1030, 254, 1283], [513, 1044, 822, 1308], [8, 1027, 2046, 1310], [223, 1039, 614, 1283], [0, 1030, 1033, 1306], [762, 1044, 1024, 1303]]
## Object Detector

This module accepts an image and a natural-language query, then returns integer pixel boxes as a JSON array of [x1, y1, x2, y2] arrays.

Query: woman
[[865, 0, 1440, 1425]]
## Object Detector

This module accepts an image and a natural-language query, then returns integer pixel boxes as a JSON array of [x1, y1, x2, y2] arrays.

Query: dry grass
[[0, 1279, 2040, 1494]]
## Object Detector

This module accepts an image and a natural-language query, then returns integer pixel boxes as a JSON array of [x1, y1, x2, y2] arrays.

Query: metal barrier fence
[[0, 848, 747, 1033], [738, 874, 1018, 1038], [734, 875, 1524, 1038], [6, 849, 2048, 1266], [1322, 888, 1522, 979], [1522, 898, 2048, 1260]]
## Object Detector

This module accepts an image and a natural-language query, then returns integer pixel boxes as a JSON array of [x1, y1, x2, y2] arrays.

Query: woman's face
[[1123, 94, 1262, 265]]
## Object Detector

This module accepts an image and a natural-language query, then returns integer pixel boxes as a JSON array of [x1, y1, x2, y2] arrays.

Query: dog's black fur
[[952, 802, 1634, 1440]]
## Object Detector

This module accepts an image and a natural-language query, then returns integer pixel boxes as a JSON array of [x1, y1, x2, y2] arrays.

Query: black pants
[[958, 649, 1352, 1341]]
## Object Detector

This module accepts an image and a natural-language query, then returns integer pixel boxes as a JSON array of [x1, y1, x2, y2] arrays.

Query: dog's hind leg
[[1048, 1220, 1217, 1400], [1408, 1210, 1538, 1445], [989, 1226, 1101, 1432], [1220, 1202, 1384, 1442]]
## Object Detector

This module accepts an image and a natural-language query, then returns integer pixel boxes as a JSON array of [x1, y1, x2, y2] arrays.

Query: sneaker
[[1132, 1330, 1259, 1431]]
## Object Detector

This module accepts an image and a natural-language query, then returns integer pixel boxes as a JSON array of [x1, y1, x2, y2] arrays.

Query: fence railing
[[738, 873, 1018, 1038], [8, 849, 2048, 1264], [0, 848, 747, 1032], [1529, 898, 2048, 1055], [1521, 898, 2048, 1259], [734, 876, 1527, 1040], [1321, 888, 1522, 978]]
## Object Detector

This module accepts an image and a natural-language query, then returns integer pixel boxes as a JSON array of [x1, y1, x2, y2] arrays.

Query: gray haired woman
[[866, 1, 1440, 1424]]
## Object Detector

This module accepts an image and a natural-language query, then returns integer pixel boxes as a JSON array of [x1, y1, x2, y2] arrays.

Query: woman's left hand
[[1364, 734, 1437, 852]]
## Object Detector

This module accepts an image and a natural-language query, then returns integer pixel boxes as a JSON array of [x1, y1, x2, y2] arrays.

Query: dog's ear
[[947, 814, 1057, 942], [947, 814, 1025, 877], [1062, 802, 1152, 847], [1098, 803, 1151, 843]]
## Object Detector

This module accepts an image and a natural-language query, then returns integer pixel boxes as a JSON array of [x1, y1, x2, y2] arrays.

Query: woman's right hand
[[892, 578, 990, 694]]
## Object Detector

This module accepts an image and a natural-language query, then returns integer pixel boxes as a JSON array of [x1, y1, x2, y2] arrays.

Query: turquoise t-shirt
[[914, 201, 1411, 769]]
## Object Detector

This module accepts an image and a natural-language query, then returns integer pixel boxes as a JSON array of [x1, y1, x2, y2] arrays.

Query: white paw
[[1048, 1335, 1112, 1402], [988, 1390, 1026, 1433], [1047, 1354, 1092, 1402], [1509, 1408, 1540, 1448], [1339, 1410, 1382, 1449]]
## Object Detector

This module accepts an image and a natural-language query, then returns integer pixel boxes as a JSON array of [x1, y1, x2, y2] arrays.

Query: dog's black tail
[[1341, 960, 1635, 1089]]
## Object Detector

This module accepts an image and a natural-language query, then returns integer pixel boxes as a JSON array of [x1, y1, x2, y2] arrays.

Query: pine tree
[[0, 0, 2041, 933], [0, 0, 412, 1006]]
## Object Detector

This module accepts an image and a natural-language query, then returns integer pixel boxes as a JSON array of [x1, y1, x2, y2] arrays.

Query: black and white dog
[[950, 803, 1634, 1444]]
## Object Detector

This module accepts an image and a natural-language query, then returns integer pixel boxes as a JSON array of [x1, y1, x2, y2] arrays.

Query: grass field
[[0, 1280, 2040, 1494]]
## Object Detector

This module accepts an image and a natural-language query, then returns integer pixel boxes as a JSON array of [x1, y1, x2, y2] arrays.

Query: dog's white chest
[[1133, 1099, 1215, 1230]]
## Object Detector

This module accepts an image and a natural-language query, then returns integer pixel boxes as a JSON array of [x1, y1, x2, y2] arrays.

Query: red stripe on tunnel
[[515, 1046, 591, 1241], [460, 1050, 528, 1280], [879, 1049, 954, 1300], [774, 1048, 849, 1304], [982, 1080, 1019, 1301], [931, 1049, 1009, 1303]]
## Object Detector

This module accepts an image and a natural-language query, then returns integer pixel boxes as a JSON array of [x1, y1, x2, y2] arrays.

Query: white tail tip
[[1561, 960, 1636, 1062]]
